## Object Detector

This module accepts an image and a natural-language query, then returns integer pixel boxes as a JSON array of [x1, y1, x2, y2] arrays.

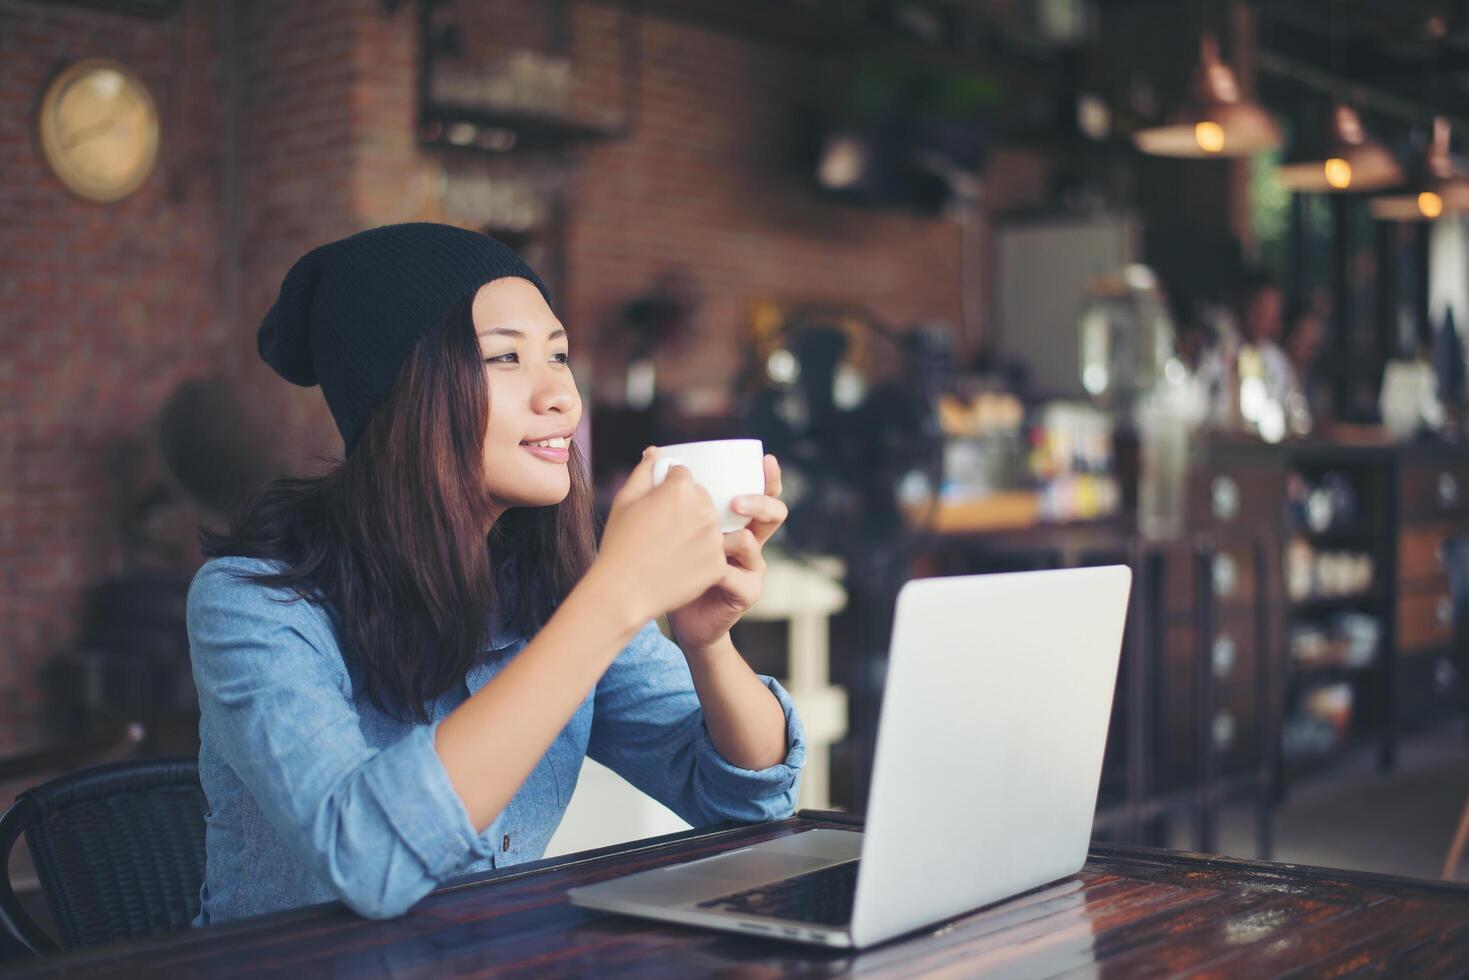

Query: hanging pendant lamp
[[1275, 103, 1402, 192], [1133, 33, 1281, 158], [1370, 117, 1469, 221]]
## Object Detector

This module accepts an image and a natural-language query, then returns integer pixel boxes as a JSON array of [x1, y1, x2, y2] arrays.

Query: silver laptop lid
[[850, 566, 1131, 948]]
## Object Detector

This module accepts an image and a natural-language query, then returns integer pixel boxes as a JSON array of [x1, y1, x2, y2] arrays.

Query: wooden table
[[12, 811, 1469, 977]]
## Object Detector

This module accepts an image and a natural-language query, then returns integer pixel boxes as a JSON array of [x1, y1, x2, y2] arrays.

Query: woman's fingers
[[611, 446, 661, 511], [723, 529, 765, 572], [716, 564, 764, 607], [732, 495, 787, 523], [731, 494, 788, 545]]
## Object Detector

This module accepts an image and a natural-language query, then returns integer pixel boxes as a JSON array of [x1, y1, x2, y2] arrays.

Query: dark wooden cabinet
[[1397, 521, 1461, 586], [1398, 457, 1469, 521], [1182, 444, 1468, 792], [1396, 590, 1455, 654], [1152, 449, 1282, 812], [1156, 619, 1263, 785], [1187, 459, 1286, 530], [903, 440, 1465, 856], [1393, 448, 1469, 728]]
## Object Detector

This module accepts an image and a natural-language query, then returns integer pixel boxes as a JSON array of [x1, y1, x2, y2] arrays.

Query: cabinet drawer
[[1159, 545, 1262, 620], [1160, 623, 1260, 688], [1205, 622, 1258, 688], [1400, 460, 1469, 522], [1190, 467, 1283, 529], [1156, 698, 1260, 784], [1208, 547, 1258, 608], [1156, 625, 1261, 786], [1207, 701, 1260, 774], [1397, 591, 1455, 655], [1398, 523, 1455, 588]]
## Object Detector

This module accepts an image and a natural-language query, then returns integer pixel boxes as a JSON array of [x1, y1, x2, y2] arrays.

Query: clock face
[[39, 59, 159, 203]]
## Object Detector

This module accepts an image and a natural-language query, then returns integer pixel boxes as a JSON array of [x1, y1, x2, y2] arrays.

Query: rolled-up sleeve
[[587, 622, 806, 827], [187, 560, 486, 919]]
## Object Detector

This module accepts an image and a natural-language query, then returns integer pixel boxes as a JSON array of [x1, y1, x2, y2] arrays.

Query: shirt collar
[[487, 608, 524, 651], [487, 562, 527, 651]]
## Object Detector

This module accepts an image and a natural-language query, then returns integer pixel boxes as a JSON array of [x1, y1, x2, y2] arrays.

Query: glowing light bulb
[[1419, 191, 1444, 219], [1194, 121, 1225, 154], [1324, 158, 1352, 189]]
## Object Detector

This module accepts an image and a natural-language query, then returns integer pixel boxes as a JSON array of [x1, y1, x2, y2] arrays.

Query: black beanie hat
[[257, 222, 550, 455]]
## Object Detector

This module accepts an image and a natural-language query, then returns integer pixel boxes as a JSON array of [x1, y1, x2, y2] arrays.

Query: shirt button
[[502, 833, 511, 852]]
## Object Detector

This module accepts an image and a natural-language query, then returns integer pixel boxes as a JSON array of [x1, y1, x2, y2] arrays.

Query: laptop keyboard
[[695, 860, 859, 926]]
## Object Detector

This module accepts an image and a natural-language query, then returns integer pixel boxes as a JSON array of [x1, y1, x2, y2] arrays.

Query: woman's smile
[[519, 427, 574, 463], [521, 440, 571, 462]]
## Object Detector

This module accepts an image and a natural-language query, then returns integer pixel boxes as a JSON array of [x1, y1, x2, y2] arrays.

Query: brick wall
[[0, 0, 372, 752], [1, 0, 1010, 753], [365, 1, 979, 395], [0, 0, 230, 751], [563, 6, 967, 396], [226, 0, 367, 460]]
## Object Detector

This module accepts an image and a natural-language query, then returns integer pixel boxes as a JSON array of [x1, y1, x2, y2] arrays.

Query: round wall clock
[[38, 59, 160, 203]]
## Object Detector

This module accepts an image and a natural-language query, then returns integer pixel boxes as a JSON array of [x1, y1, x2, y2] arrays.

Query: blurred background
[[6, 0, 1469, 931]]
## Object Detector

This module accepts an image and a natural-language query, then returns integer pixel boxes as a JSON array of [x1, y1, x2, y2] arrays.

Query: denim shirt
[[186, 556, 806, 925]]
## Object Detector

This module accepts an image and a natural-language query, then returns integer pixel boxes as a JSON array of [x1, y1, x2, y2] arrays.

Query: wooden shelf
[[419, 103, 623, 151], [903, 492, 1042, 535], [1288, 659, 1382, 689], [1287, 523, 1379, 544], [1287, 590, 1384, 612]]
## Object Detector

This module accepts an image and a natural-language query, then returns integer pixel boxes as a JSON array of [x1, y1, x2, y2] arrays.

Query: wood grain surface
[[9, 811, 1469, 978]]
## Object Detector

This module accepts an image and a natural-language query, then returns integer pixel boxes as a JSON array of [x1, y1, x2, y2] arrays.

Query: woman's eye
[[485, 352, 570, 365]]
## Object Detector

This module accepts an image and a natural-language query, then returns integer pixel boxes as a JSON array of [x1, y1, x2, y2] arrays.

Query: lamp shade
[[1276, 104, 1403, 192], [1370, 117, 1469, 221], [1133, 34, 1282, 158]]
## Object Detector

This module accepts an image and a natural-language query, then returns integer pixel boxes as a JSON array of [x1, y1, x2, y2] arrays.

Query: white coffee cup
[[651, 439, 765, 533]]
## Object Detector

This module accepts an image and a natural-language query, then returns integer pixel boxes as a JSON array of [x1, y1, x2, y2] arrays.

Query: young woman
[[187, 223, 804, 925]]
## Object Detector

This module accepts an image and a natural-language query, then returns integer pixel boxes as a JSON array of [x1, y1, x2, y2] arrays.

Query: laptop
[[568, 565, 1132, 949]]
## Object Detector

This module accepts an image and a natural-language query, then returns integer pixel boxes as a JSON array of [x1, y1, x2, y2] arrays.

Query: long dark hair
[[199, 297, 597, 722]]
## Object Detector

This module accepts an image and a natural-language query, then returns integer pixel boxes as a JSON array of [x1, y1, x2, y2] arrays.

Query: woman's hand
[[668, 454, 788, 656], [586, 448, 728, 632]]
